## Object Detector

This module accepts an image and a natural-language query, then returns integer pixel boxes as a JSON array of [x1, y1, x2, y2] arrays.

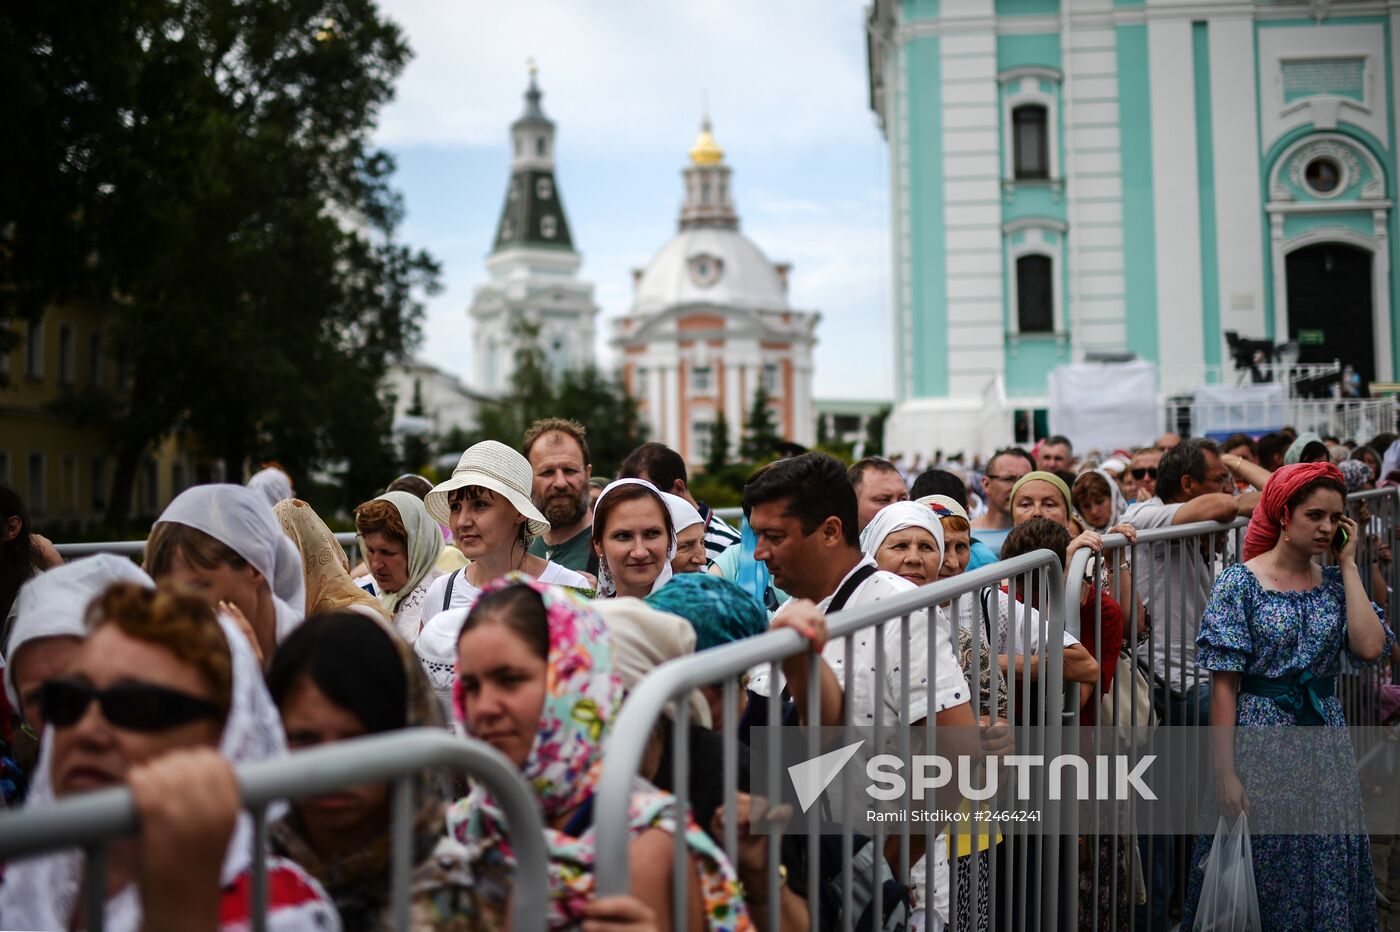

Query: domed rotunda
[[612, 117, 820, 465]]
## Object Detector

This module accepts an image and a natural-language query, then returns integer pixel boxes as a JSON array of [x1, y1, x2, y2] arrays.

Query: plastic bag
[[1192, 813, 1261, 932]]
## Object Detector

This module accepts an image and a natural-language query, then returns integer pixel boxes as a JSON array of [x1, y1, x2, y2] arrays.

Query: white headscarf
[[358, 491, 442, 616], [4, 555, 153, 708], [592, 479, 676, 597], [1076, 468, 1127, 533], [860, 500, 946, 570], [1381, 439, 1400, 484], [592, 598, 711, 728], [246, 467, 293, 508], [660, 491, 704, 536], [0, 613, 289, 932], [155, 485, 307, 642]]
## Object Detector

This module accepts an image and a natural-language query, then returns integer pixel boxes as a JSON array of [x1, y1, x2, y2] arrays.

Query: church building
[[470, 69, 598, 395], [611, 119, 820, 465], [866, 0, 1400, 454]]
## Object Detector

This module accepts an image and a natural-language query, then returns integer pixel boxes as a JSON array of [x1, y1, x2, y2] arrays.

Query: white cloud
[[376, 0, 875, 154]]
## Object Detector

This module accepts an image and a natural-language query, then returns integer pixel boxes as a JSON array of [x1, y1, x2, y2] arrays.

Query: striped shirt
[[697, 504, 741, 560]]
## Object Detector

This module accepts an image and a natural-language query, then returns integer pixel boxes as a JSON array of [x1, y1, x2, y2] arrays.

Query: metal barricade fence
[[595, 550, 1079, 932], [0, 729, 549, 932]]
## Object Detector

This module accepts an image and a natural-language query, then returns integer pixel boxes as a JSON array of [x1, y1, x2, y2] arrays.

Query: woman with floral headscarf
[[448, 576, 752, 931]]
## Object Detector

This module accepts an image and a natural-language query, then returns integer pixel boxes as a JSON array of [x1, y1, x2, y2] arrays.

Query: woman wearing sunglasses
[[0, 582, 338, 930]]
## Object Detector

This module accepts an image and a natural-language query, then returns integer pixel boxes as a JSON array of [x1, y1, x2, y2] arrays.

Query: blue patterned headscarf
[[644, 572, 769, 652]]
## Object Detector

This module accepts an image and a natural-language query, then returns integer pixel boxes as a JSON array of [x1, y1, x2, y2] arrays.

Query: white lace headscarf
[[358, 491, 442, 616], [592, 479, 676, 597], [0, 612, 288, 932], [155, 484, 307, 642]]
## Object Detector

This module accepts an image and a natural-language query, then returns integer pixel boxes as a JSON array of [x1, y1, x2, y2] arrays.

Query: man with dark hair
[[846, 456, 908, 532], [1037, 435, 1074, 472], [522, 418, 596, 576], [971, 447, 1034, 558], [743, 452, 972, 767], [1256, 432, 1292, 472], [619, 442, 740, 562], [1123, 436, 1265, 929], [911, 469, 1000, 570]]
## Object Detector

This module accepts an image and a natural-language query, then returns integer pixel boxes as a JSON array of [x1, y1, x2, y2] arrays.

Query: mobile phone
[[1333, 527, 1349, 553]]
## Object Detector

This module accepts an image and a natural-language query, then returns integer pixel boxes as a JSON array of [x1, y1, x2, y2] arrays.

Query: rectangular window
[[690, 365, 713, 394], [692, 420, 712, 461], [1013, 105, 1049, 180], [172, 462, 186, 496], [62, 455, 77, 510], [89, 331, 103, 386], [140, 459, 158, 514], [91, 457, 108, 511], [762, 363, 780, 395], [28, 452, 46, 514], [0, 451, 10, 485], [58, 324, 75, 385], [1016, 254, 1055, 333], [25, 319, 44, 379]]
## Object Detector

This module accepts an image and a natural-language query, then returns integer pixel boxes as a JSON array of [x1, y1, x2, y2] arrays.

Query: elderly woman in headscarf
[[274, 499, 389, 623], [1285, 431, 1330, 465], [0, 582, 339, 931], [353, 491, 443, 644], [449, 576, 752, 930], [146, 484, 307, 661], [592, 479, 676, 598], [661, 491, 708, 575], [266, 611, 486, 929], [1182, 462, 1392, 931]]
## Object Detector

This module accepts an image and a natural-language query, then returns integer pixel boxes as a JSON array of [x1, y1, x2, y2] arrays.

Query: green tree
[[740, 383, 782, 462], [3, 1, 438, 525], [705, 410, 730, 475], [864, 405, 892, 458], [399, 378, 432, 475]]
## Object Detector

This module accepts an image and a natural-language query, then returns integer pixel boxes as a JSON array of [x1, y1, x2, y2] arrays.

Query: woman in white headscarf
[[352, 491, 442, 644], [591, 479, 676, 598], [146, 484, 307, 660], [0, 582, 338, 931], [1070, 468, 1128, 534], [661, 491, 707, 575], [860, 499, 946, 587], [246, 466, 294, 508]]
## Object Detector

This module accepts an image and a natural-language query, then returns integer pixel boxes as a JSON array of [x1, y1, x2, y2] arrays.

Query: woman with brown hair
[[352, 491, 443, 644], [591, 479, 676, 598]]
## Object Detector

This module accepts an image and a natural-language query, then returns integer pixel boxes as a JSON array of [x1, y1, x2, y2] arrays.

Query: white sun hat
[[425, 440, 550, 538]]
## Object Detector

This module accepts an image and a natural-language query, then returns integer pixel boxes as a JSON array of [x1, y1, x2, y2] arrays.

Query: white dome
[[632, 228, 788, 315]]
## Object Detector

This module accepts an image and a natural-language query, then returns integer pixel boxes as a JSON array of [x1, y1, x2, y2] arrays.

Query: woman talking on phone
[[1182, 461, 1392, 931]]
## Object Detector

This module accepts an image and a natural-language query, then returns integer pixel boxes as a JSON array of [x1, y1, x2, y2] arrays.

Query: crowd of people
[[0, 420, 1395, 931]]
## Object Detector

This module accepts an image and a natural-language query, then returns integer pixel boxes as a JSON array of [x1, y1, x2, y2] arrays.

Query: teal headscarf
[[644, 573, 769, 652]]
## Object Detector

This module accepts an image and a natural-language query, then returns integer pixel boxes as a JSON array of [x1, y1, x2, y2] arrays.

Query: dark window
[[1012, 104, 1049, 180], [1016, 255, 1054, 333]]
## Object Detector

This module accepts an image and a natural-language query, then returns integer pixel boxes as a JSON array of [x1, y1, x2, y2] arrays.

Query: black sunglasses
[[1131, 467, 1158, 480], [40, 677, 224, 733]]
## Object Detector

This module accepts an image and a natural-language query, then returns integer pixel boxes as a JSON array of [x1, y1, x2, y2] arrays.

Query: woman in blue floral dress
[[1183, 462, 1393, 931]]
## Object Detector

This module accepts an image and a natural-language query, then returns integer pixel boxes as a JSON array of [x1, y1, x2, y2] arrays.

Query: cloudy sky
[[375, 1, 893, 400]]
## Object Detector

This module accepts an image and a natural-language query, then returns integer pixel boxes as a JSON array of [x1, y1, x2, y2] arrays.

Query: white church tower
[[470, 66, 598, 394]]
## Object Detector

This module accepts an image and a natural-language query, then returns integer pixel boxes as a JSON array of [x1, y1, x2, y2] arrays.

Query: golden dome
[[689, 116, 724, 166]]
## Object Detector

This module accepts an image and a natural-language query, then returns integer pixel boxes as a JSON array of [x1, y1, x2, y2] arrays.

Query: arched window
[[1012, 104, 1049, 180], [1016, 255, 1054, 333]]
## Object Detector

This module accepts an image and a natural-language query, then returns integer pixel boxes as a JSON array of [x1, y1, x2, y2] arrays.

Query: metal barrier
[[0, 729, 548, 932], [596, 550, 1077, 932]]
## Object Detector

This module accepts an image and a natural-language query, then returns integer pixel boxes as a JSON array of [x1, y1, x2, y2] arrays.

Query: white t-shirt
[[749, 557, 969, 735], [1123, 497, 1229, 691], [951, 587, 1080, 658], [420, 561, 590, 618]]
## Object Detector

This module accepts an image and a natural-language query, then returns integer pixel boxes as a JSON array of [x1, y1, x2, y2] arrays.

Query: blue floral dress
[[1182, 564, 1393, 931]]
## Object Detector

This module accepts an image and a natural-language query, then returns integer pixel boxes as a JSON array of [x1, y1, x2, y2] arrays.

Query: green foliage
[[739, 382, 782, 462], [705, 410, 730, 476], [3, 0, 439, 525], [399, 378, 432, 476], [470, 321, 644, 477], [864, 405, 892, 458]]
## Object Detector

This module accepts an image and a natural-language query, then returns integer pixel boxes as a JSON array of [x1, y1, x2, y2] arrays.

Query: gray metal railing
[[0, 729, 548, 932], [596, 550, 1075, 931]]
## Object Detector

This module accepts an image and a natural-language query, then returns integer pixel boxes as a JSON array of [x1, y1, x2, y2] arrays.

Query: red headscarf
[[1242, 461, 1346, 561]]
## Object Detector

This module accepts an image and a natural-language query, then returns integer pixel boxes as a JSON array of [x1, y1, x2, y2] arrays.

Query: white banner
[[1048, 361, 1158, 451]]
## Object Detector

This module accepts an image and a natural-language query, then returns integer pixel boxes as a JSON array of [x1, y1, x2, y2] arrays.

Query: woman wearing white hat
[[413, 441, 589, 716]]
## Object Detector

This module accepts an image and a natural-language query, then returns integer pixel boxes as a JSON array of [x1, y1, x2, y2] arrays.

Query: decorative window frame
[[1003, 218, 1068, 339], [999, 67, 1062, 194]]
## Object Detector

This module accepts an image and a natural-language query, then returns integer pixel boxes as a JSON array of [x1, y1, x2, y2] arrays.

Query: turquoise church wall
[[905, 37, 949, 397], [1117, 24, 1158, 362]]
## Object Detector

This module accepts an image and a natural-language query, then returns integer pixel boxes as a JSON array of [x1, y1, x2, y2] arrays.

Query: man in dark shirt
[[523, 418, 598, 578]]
